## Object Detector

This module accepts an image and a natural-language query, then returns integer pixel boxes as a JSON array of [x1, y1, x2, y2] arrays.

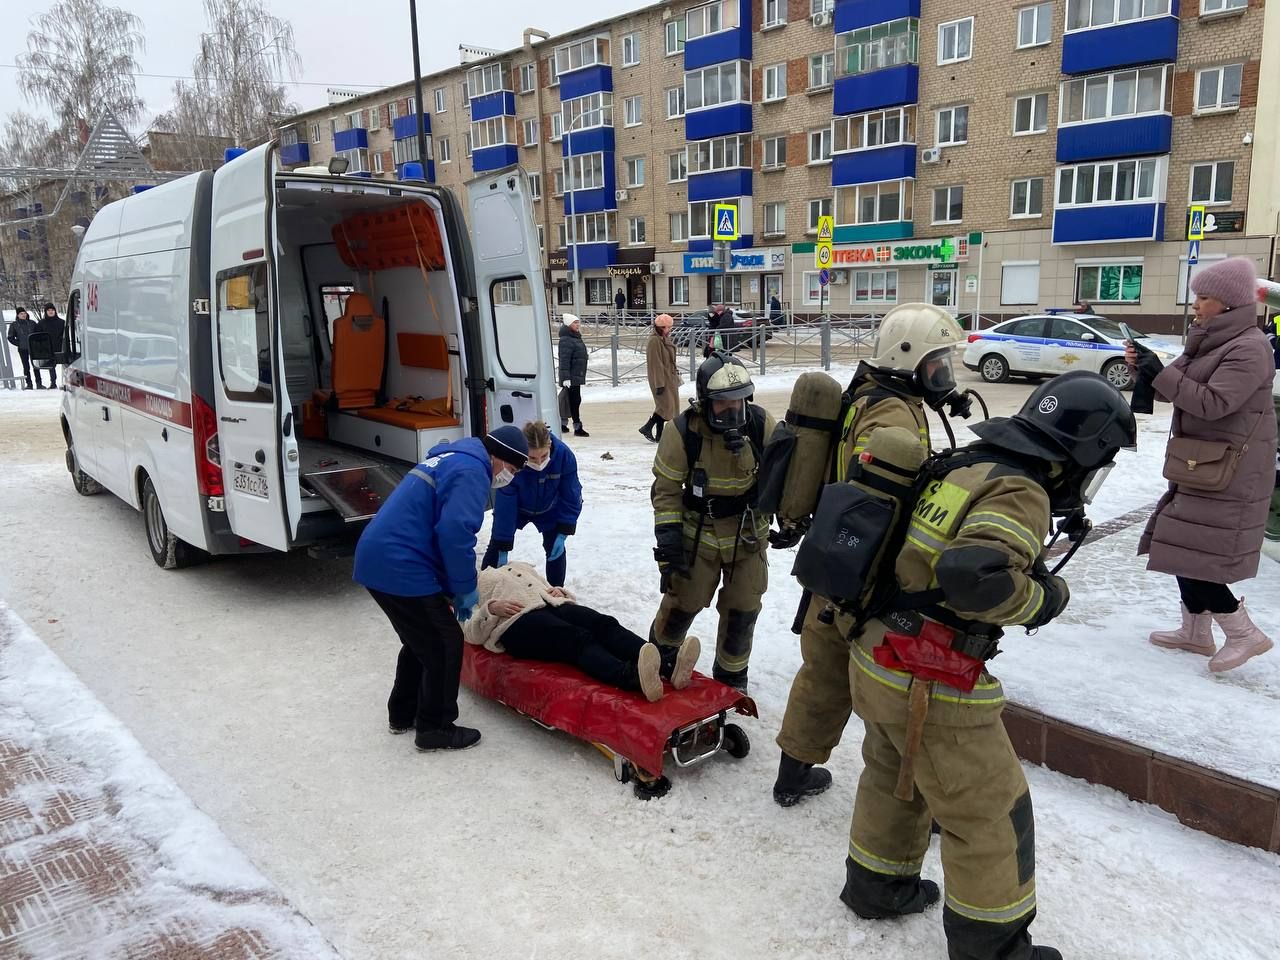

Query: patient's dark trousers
[[500, 604, 645, 691]]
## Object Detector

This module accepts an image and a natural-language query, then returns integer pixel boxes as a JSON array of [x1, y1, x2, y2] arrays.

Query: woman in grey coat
[[1129, 256, 1276, 672], [557, 314, 589, 437]]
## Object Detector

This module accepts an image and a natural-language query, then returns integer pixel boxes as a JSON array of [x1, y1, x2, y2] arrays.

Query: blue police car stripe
[[972, 333, 1120, 352]]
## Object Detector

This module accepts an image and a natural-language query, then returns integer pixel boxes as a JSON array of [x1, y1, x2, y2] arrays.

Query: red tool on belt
[[875, 619, 985, 693]]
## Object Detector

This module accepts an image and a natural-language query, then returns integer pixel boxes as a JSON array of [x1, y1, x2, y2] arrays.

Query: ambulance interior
[[272, 185, 469, 521]]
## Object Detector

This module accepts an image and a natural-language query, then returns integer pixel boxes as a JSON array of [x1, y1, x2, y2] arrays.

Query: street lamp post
[[408, 0, 430, 172]]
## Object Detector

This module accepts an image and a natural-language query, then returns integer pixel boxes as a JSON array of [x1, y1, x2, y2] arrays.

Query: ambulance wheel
[[979, 354, 1010, 383], [723, 723, 751, 760], [141, 476, 202, 570], [66, 436, 102, 496], [633, 776, 672, 801]]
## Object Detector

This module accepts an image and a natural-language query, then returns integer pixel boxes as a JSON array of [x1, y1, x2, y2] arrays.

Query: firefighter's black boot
[[773, 751, 833, 807], [711, 662, 748, 693], [841, 856, 939, 920]]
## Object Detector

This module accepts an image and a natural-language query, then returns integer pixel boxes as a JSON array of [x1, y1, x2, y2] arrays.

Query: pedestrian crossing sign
[[1188, 204, 1206, 241], [713, 203, 739, 241]]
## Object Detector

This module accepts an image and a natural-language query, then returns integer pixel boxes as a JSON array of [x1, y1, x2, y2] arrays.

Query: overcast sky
[[1, 0, 647, 133]]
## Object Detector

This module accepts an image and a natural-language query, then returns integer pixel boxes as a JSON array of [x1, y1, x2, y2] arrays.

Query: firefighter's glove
[[768, 521, 806, 550], [1027, 574, 1070, 629], [654, 528, 689, 593]]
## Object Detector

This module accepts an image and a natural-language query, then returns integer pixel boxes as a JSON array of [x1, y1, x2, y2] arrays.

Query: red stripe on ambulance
[[73, 371, 193, 428]]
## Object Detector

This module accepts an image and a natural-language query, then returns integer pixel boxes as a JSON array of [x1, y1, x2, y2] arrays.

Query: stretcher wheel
[[633, 776, 672, 801], [723, 723, 750, 760]]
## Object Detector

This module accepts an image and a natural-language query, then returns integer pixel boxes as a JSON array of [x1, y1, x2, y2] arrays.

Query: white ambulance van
[[54, 143, 557, 568]]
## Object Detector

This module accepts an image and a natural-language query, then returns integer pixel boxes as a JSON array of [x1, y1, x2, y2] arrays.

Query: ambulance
[[51, 144, 558, 568]]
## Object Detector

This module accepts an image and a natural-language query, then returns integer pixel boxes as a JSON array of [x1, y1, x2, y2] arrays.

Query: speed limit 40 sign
[[814, 215, 834, 270]]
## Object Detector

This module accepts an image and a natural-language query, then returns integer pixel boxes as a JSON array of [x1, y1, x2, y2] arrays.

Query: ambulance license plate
[[232, 469, 269, 499]]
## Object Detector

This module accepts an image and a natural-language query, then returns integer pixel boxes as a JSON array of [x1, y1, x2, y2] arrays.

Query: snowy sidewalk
[[0, 602, 340, 960]]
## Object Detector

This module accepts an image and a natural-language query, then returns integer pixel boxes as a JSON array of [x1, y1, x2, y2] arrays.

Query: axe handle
[[894, 679, 930, 802]]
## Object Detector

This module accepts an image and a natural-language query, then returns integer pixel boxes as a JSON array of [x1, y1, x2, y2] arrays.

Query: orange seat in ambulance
[[319, 293, 386, 410], [358, 332, 458, 430]]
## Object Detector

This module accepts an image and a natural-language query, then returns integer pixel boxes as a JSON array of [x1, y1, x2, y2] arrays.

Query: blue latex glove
[[497, 551, 509, 566], [453, 588, 480, 623], [547, 534, 567, 561]]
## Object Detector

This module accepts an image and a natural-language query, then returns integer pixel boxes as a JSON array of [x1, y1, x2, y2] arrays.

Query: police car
[[962, 310, 1182, 390]]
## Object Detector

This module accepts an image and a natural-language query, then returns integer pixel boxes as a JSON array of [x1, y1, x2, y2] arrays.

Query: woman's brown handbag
[[1162, 411, 1266, 493]]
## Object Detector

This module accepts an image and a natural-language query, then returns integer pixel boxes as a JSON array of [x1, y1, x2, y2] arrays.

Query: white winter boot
[[1149, 604, 1216, 656], [1209, 601, 1274, 673]]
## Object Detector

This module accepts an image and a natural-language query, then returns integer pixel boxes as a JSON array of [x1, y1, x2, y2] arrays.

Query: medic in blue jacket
[[482, 421, 583, 587]]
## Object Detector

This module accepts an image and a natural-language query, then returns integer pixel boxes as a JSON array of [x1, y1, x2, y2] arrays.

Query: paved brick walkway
[[0, 605, 340, 960]]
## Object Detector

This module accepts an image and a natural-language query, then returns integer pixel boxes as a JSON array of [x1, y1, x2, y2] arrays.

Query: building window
[[1056, 157, 1163, 206], [466, 62, 511, 99], [932, 185, 964, 224], [809, 52, 834, 89], [807, 197, 833, 232], [762, 135, 787, 169], [687, 0, 739, 41], [464, 131, 473, 157], [626, 156, 645, 187], [345, 109, 363, 131], [329, 118, 337, 139], [811, 0, 834, 13], [392, 137, 430, 167], [407, 96, 417, 115], [527, 172, 541, 200], [853, 269, 898, 304], [763, 0, 787, 28], [555, 37, 611, 76], [438, 137, 451, 163], [1013, 93, 1049, 135], [624, 95, 643, 127], [495, 280, 523, 305], [553, 171, 564, 197], [803, 272, 828, 305], [569, 212, 617, 244], [763, 63, 787, 102], [835, 180, 913, 225], [556, 277, 573, 304], [372, 151, 385, 173], [1076, 262, 1143, 303], [665, 19, 686, 56], [763, 202, 786, 236], [471, 116, 517, 149], [368, 107, 381, 132], [434, 88, 447, 113], [547, 57, 560, 87], [562, 153, 607, 191], [936, 105, 969, 145], [551, 113, 564, 141], [628, 217, 647, 245], [1067, 0, 1170, 30], [1000, 262, 1041, 305], [670, 212, 689, 242], [1195, 64, 1243, 113], [520, 63, 537, 93], [1190, 160, 1234, 205], [338, 147, 369, 173], [563, 91, 614, 131], [670, 276, 690, 305], [557, 222, 568, 247], [1201, 0, 1246, 11], [536, 224, 545, 252], [808, 127, 832, 164], [835, 18, 919, 79], [833, 107, 915, 152], [1010, 177, 1045, 217], [1017, 3, 1052, 48], [689, 199, 744, 239], [522, 118, 539, 147], [708, 275, 743, 305], [1061, 65, 1170, 125], [668, 150, 688, 182], [622, 32, 641, 67], [586, 278, 612, 305], [688, 134, 751, 174], [666, 86, 686, 119], [686, 61, 750, 111], [310, 122, 320, 143], [388, 101, 400, 123], [938, 17, 973, 65]]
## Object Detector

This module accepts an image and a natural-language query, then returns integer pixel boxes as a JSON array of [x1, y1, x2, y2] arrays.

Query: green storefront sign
[[792, 233, 981, 267]]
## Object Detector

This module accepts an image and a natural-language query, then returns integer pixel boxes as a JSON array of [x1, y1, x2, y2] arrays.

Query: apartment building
[[279, 0, 1280, 330]]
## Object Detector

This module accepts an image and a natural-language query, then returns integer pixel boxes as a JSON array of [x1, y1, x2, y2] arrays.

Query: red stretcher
[[462, 645, 758, 799]]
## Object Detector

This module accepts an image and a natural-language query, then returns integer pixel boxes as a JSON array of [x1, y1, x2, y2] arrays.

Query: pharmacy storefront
[[790, 234, 983, 315], [682, 247, 788, 311]]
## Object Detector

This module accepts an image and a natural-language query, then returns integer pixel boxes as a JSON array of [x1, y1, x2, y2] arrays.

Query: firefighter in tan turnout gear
[[773, 303, 969, 806], [650, 351, 776, 691], [838, 371, 1136, 960]]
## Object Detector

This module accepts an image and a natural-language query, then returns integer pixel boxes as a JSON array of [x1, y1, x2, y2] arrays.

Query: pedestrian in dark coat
[[558, 315, 589, 437], [6, 308, 37, 389], [770, 295, 783, 326], [1131, 256, 1276, 673], [35, 302, 66, 388], [614, 288, 627, 317]]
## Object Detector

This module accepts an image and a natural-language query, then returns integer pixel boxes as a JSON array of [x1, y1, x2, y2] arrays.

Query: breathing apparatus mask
[[1041, 459, 1115, 573], [707, 398, 748, 452]]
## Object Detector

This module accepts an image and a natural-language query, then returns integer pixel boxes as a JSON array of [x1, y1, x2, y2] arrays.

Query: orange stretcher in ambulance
[[46, 144, 558, 567]]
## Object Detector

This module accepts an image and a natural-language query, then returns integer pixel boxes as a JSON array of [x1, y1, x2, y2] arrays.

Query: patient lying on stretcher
[[463, 562, 700, 702]]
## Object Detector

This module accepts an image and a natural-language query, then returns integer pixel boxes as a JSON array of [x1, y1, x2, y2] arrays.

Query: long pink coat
[[1138, 304, 1278, 583]]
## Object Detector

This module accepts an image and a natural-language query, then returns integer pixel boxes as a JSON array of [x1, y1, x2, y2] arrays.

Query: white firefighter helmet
[[869, 302, 964, 375]]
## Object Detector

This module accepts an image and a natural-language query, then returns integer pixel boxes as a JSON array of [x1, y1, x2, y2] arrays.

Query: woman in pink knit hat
[[640, 313, 683, 442], [1126, 255, 1276, 672]]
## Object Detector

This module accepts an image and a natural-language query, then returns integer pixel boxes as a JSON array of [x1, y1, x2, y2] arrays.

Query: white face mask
[[492, 467, 516, 489], [526, 457, 550, 472]]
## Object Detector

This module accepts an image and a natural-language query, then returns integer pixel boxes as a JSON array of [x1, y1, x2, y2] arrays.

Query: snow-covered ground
[[2, 382, 1279, 959]]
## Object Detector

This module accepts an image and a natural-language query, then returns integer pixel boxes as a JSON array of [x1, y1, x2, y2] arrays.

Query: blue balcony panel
[[834, 65, 918, 116], [392, 113, 432, 140], [562, 188, 617, 215], [568, 242, 617, 270], [832, 222, 913, 244], [687, 235, 754, 253], [685, 103, 752, 141], [396, 160, 436, 183], [559, 65, 613, 101], [561, 126, 615, 157], [279, 141, 310, 166], [688, 169, 752, 203], [469, 91, 516, 122], [832, 144, 916, 187], [1061, 16, 1179, 75], [471, 144, 519, 173], [835, 0, 920, 33], [1052, 203, 1166, 244], [1056, 115, 1172, 163], [333, 128, 368, 152], [683, 0, 752, 70]]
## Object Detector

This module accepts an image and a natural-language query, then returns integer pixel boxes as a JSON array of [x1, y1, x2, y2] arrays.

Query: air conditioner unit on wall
[[650, 261, 664, 274], [920, 147, 942, 164], [831, 270, 849, 285], [616, 189, 629, 201], [811, 11, 832, 27]]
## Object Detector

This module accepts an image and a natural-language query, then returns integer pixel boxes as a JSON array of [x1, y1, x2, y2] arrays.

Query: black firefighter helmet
[[696, 349, 754, 433]]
